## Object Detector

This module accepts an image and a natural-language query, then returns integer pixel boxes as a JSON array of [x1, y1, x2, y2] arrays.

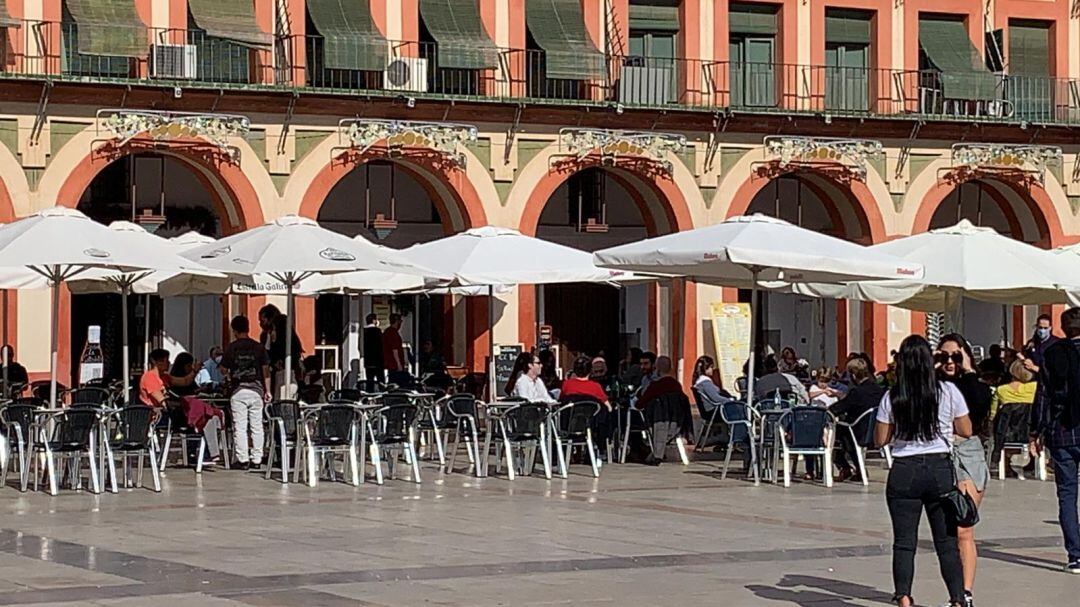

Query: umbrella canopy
[[786, 220, 1076, 312], [593, 214, 923, 285], [182, 215, 440, 398], [403, 226, 632, 286], [0, 207, 197, 405], [593, 214, 922, 486]]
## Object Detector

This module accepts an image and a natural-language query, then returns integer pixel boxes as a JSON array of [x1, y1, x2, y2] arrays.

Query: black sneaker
[[232, 461, 250, 471], [964, 590, 975, 606], [1066, 560, 1080, 574]]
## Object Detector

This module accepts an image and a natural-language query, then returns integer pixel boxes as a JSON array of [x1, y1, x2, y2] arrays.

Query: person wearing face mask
[[196, 346, 225, 391], [1023, 314, 1059, 374]]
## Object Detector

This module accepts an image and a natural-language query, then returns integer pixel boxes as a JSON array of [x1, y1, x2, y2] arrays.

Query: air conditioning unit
[[384, 57, 428, 93], [151, 44, 197, 79], [619, 65, 672, 106]]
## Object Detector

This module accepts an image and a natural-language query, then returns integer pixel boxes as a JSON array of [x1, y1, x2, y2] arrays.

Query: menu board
[[494, 344, 524, 392], [710, 302, 751, 391]]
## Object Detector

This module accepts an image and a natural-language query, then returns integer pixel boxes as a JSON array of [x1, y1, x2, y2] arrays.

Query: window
[[824, 8, 872, 112], [626, 0, 680, 104], [729, 2, 778, 107]]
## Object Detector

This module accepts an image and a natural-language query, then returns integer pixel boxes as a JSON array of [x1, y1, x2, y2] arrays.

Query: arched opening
[[528, 164, 689, 376], [313, 159, 462, 377], [73, 153, 228, 385], [741, 170, 880, 369], [923, 176, 1053, 351]]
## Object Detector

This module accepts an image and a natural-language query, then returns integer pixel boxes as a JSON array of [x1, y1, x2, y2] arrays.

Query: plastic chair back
[[553, 401, 600, 437], [994, 402, 1031, 445], [68, 387, 111, 407], [851, 407, 878, 448], [445, 393, 479, 419], [373, 404, 419, 443], [51, 409, 100, 450], [112, 406, 154, 450], [503, 403, 548, 440], [2, 403, 38, 440], [267, 400, 301, 440], [31, 381, 65, 402], [786, 407, 830, 449], [309, 404, 357, 446]]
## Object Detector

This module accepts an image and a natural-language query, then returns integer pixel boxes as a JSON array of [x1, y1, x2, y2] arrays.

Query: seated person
[[808, 367, 840, 407], [990, 359, 1036, 421], [560, 355, 611, 409], [754, 355, 809, 404], [507, 352, 556, 403], [635, 356, 692, 464], [830, 356, 886, 482], [691, 355, 731, 413], [1, 344, 29, 395], [195, 346, 224, 391], [140, 349, 172, 411], [168, 352, 200, 397], [299, 354, 326, 404]]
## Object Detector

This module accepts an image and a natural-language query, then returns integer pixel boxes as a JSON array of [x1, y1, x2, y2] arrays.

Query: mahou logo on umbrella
[[319, 247, 356, 262]]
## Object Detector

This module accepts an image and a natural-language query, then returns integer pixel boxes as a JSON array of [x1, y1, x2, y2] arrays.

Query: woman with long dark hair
[[505, 351, 555, 403], [875, 335, 973, 607], [936, 333, 990, 605]]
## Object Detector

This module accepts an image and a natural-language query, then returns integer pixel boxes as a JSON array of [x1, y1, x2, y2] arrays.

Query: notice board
[[709, 302, 751, 391]]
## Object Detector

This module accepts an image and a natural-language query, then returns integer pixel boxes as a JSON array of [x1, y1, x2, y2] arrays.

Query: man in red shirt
[[560, 355, 610, 407], [382, 314, 408, 385], [139, 349, 171, 411]]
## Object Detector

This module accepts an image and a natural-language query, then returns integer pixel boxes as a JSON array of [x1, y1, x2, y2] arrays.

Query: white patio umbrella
[[63, 222, 224, 401], [182, 215, 438, 397], [594, 214, 923, 427], [403, 226, 640, 395], [785, 220, 1079, 329], [0, 208, 198, 406]]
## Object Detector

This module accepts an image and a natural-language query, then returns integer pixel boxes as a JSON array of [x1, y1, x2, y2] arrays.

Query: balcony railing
[[2, 20, 1079, 128]]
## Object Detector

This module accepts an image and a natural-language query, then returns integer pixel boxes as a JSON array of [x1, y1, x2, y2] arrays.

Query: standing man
[[1030, 307, 1080, 573], [1024, 313, 1060, 374], [362, 313, 384, 391], [382, 313, 408, 386], [220, 315, 271, 471]]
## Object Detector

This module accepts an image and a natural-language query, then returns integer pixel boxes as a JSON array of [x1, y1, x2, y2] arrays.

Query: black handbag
[[942, 450, 980, 527]]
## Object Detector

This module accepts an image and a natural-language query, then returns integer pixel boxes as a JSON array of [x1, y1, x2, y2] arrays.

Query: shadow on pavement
[[746, 573, 894, 606]]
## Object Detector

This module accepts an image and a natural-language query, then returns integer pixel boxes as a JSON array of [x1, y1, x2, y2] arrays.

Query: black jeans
[[886, 453, 965, 603], [1050, 445, 1080, 562]]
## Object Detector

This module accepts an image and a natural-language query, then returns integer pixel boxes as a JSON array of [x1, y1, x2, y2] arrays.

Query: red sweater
[[559, 377, 608, 403]]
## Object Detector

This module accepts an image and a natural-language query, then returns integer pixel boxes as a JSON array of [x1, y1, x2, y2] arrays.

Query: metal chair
[[102, 405, 161, 492], [442, 394, 484, 476], [619, 406, 650, 464], [993, 402, 1047, 481], [367, 403, 422, 484], [327, 388, 363, 403], [836, 407, 878, 487], [1, 399, 42, 491], [548, 400, 602, 478], [488, 402, 552, 480], [299, 404, 363, 487], [777, 407, 837, 488], [32, 408, 102, 495], [66, 387, 113, 407], [692, 387, 730, 452], [417, 394, 455, 466], [264, 400, 302, 483], [718, 400, 762, 484], [156, 398, 224, 474]]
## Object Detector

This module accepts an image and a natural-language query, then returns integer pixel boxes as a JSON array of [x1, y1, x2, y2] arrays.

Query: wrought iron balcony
[[2, 20, 1078, 129]]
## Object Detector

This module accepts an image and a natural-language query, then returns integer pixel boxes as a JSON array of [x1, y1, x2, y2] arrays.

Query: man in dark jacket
[[831, 357, 885, 481], [1030, 307, 1080, 573], [362, 313, 384, 391]]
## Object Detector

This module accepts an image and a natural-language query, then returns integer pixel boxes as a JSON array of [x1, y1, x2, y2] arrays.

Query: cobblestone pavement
[[0, 451, 1072, 606]]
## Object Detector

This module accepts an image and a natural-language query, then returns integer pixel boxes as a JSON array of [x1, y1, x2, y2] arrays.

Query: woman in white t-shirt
[[874, 335, 973, 607]]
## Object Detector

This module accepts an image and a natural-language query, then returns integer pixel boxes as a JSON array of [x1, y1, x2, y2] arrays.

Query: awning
[[420, 0, 498, 69], [728, 2, 777, 36], [825, 10, 871, 45], [188, 0, 272, 48], [0, 1, 21, 28], [306, 0, 387, 71], [919, 19, 999, 101], [65, 0, 147, 57], [1009, 21, 1050, 76], [628, 4, 680, 31], [525, 0, 606, 80]]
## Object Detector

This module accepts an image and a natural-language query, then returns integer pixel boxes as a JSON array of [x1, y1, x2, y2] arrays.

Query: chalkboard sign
[[494, 344, 524, 392]]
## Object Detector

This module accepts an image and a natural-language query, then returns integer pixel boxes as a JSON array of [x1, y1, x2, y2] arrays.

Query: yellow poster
[[710, 302, 751, 391]]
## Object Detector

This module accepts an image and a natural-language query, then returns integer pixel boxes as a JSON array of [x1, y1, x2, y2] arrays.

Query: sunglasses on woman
[[934, 351, 964, 365]]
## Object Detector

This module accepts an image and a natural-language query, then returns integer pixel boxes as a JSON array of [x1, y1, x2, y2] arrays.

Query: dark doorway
[[544, 283, 620, 364]]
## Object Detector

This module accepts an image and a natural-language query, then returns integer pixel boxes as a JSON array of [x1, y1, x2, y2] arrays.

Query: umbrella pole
[[488, 285, 495, 400], [746, 269, 761, 486], [122, 285, 131, 404], [2, 289, 8, 397], [285, 275, 295, 401], [49, 267, 60, 408], [413, 293, 420, 378], [143, 294, 151, 370]]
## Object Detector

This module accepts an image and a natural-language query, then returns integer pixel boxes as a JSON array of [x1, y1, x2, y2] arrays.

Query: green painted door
[[730, 36, 774, 107], [825, 43, 869, 112], [628, 30, 677, 103]]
